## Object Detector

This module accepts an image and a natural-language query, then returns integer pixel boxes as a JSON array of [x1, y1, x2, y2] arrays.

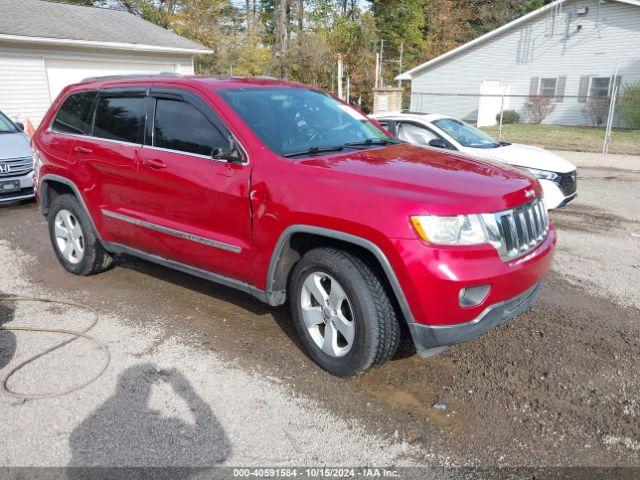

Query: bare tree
[[583, 97, 611, 127], [524, 95, 555, 124]]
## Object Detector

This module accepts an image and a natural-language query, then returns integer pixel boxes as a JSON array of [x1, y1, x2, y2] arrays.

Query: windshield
[[0, 112, 18, 133], [433, 118, 499, 149], [217, 87, 391, 156]]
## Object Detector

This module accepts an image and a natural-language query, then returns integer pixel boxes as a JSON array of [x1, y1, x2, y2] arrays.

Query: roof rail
[[81, 72, 184, 82]]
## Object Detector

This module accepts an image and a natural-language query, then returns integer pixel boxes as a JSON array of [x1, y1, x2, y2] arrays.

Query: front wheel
[[289, 247, 400, 377]]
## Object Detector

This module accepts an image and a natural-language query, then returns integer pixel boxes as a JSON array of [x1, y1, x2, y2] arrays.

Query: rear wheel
[[48, 194, 113, 276], [290, 247, 400, 377]]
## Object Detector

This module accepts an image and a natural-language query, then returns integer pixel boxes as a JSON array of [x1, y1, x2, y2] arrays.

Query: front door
[[477, 79, 511, 127], [136, 88, 252, 283]]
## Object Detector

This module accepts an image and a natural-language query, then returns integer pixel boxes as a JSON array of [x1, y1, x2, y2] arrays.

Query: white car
[[370, 112, 577, 210]]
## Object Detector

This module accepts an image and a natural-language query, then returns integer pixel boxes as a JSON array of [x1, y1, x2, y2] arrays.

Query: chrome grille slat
[[527, 207, 539, 244], [493, 198, 549, 261]]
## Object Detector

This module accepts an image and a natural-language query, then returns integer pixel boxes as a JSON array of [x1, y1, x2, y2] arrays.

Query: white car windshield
[[0, 112, 18, 134], [433, 118, 500, 149]]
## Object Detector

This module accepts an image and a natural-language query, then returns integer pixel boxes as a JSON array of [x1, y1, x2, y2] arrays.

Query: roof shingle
[[0, 0, 210, 53]]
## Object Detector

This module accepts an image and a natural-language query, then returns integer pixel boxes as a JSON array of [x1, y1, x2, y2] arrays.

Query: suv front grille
[[489, 198, 549, 261], [0, 156, 33, 178], [558, 171, 577, 196]]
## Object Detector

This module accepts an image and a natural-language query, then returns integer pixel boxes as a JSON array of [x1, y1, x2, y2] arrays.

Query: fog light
[[458, 285, 491, 307]]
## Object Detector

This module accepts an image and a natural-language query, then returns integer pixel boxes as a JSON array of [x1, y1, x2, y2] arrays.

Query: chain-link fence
[[407, 88, 640, 157]]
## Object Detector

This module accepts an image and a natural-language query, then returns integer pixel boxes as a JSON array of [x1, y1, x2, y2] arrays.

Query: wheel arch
[[266, 226, 416, 326], [39, 174, 103, 242]]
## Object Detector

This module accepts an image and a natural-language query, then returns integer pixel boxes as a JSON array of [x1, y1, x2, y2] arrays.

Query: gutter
[[0, 33, 213, 55]]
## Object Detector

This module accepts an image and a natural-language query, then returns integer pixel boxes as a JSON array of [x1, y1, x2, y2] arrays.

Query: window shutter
[[529, 77, 540, 96], [555, 76, 567, 102], [578, 76, 590, 102]]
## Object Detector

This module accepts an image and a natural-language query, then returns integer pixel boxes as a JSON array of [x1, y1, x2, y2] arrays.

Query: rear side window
[[93, 95, 145, 144], [153, 99, 227, 156], [52, 91, 97, 135]]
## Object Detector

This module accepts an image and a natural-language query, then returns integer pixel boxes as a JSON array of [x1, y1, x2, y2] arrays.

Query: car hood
[[0, 132, 31, 159], [293, 144, 541, 214], [463, 143, 576, 173]]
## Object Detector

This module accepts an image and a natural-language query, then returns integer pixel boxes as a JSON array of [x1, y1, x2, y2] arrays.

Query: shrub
[[617, 82, 640, 129], [523, 95, 555, 124], [497, 110, 520, 124], [583, 97, 610, 127]]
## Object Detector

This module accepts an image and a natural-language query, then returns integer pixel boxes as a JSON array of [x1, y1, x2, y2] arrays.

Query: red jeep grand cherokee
[[33, 75, 555, 377]]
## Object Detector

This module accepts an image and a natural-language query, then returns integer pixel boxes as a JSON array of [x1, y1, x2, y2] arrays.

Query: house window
[[539, 78, 557, 97], [589, 77, 610, 98]]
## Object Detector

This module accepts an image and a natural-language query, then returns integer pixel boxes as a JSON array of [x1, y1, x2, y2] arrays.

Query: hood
[[294, 144, 541, 215], [0, 132, 31, 160], [463, 143, 576, 173]]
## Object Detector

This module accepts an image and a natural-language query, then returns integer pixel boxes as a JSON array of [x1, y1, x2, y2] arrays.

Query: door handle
[[143, 158, 167, 169], [74, 146, 93, 154]]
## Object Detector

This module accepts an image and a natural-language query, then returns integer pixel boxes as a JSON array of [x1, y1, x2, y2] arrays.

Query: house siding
[[0, 42, 195, 126], [408, 0, 640, 126]]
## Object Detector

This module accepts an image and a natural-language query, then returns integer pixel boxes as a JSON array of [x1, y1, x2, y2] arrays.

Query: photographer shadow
[[68, 363, 231, 478]]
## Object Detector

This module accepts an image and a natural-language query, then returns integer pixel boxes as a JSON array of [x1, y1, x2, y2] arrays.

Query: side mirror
[[15, 121, 24, 132], [428, 138, 448, 149], [212, 136, 245, 164]]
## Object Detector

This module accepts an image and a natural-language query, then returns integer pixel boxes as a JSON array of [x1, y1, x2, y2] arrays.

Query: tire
[[289, 247, 400, 377], [48, 193, 113, 276]]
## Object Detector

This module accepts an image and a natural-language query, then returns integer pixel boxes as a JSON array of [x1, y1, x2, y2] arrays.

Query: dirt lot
[[0, 162, 639, 468]]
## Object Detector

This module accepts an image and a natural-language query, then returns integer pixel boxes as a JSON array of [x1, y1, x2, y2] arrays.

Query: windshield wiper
[[344, 138, 403, 148], [283, 145, 345, 158]]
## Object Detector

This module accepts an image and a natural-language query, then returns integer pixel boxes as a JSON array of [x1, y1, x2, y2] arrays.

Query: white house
[[397, 0, 640, 127], [0, 0, 212, 126]]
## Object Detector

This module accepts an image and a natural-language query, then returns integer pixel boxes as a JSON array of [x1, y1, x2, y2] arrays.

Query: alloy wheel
[[300, 271, 355, 357], [54, 209, 85, 264]]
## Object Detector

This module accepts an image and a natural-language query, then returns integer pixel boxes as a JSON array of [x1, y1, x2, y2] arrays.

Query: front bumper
[[540, 173, 577, 210], [0, 170, 35, 204], [408, 281, 542, 357]]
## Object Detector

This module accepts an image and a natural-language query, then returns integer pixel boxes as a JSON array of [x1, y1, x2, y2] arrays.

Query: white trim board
[[0, 33, 213, 55]]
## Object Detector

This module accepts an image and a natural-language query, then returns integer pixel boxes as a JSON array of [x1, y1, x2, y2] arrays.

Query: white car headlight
[[411, 214, 487, 245], [524, 167, 558, 181]]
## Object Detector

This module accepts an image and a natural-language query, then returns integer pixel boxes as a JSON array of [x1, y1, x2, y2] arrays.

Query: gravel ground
[[0, 161, 639, 468], [0, 239, 425, 467]]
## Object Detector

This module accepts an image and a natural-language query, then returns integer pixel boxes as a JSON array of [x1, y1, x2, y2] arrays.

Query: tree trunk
[[273, 0, 289, 79], [297, 0, 304, 31]]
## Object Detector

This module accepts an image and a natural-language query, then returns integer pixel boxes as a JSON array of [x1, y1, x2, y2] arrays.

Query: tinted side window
[[52, 91, 97, 135], [153, 99, 227, 156], [93, 96, 145, 143]]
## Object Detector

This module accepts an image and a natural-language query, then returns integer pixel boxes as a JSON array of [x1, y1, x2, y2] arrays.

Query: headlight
[[411, 214, 487, 245], [523, 167, 558, 181]]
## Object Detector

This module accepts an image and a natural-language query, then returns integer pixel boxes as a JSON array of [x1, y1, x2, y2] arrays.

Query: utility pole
[[375, 53, 381, 89], [346, 75, 351, 104], [397, 41, 404, 88], [379, 39, 384, 87], [337, 54, 344, 100]]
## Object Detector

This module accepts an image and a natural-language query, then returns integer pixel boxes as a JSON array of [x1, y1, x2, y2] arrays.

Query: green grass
[[481, 124, 640, 155]]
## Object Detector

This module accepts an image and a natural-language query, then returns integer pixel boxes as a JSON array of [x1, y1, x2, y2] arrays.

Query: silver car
[[0, 110, 34, 204]]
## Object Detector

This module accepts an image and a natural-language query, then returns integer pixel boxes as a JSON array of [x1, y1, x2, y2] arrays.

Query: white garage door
[[45, 58, 176, 101]]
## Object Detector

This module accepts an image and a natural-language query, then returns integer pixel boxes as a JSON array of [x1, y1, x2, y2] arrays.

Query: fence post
[[603, 82, 619, 155], [603, 59, 620, 155], [498, 90, 506, 142]]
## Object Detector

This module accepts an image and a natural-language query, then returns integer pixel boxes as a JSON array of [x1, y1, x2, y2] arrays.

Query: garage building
[[0, 0, 212, 126]]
